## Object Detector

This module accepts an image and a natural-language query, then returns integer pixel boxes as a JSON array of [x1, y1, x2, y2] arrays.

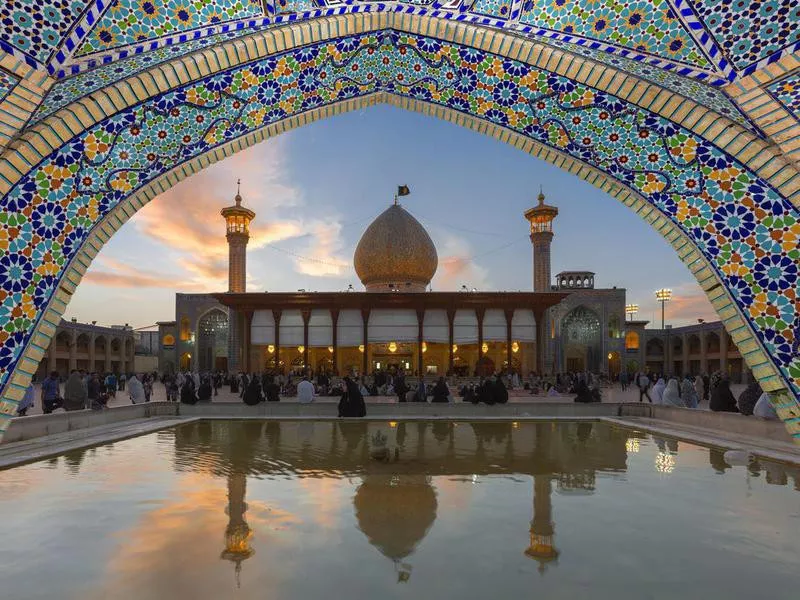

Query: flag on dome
[[397, 185, 410, 196]]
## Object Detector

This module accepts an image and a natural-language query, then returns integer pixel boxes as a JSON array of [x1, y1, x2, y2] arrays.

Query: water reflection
[[170, 420, 634, 581], [3, 421, 800, 599], [220, 472, 254, 587]]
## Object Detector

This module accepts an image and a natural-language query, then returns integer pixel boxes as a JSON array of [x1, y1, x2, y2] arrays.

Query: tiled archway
[[0, 16, 798, 441]]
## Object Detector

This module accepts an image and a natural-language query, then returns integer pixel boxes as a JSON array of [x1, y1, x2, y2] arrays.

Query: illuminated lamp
[[389, 341, 397, 353], [328, 346, 334, 353], [482, 342, 488, 354], [422, 341, 427, 353], [512, 341, 519, 353], [452, 344, 458, 353], [267, 345, 275, 354], [359, 345, 365, 353], [298, 345, 305, 354]]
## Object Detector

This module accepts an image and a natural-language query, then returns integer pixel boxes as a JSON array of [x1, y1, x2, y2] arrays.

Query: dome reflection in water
[[1, 420, 799, 599]]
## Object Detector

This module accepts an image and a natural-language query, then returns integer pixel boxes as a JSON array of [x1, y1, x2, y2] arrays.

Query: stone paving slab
[[0, 416, 194, 470], [603, 417, 800, 465]]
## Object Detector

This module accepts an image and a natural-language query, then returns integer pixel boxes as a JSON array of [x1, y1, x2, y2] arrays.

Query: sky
[[65, 104, 718, 329]]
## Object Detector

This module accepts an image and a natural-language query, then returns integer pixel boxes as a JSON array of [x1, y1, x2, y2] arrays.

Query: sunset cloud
[[432, 233, 490, 291], [635, 282, 718, 327]]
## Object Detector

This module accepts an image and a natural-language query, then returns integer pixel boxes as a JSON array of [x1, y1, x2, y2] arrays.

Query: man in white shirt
[[297, 376, 315, 404]]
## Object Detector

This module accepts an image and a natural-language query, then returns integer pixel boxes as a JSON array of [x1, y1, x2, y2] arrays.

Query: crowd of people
[[630, 370, 778, 419], [16, 369, 157, 416], [14, 364, 780, 423]]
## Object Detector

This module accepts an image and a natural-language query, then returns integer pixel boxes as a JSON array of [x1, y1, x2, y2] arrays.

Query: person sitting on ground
[[478, 378, 494, 405], [737, 381, 763, 416], [493, 376, 509, 405], [681, 375, 698, 408], [242, 376, 263, 406], [431, 377, 450, 403], [573, 380, 594, 403], [709, 376, 739, 413], [297, 375, 315, 404], [338, 376, 367, 418], [63, 370, 88, 412], [753, 392, 779, 420], [662, 377, 684, 407], [547, 385, 560, 397], [264, 376, 280, 402]]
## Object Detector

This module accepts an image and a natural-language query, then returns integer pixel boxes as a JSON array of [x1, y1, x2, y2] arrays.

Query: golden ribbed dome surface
[[354, 204, 438, 291]]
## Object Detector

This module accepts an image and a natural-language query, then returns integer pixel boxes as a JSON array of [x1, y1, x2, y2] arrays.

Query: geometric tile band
[[0, 31, 797, 413]]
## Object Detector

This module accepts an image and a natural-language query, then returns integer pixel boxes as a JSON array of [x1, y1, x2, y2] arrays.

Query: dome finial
[[538, 185, 545, 204], [235, 179, 242, 206]]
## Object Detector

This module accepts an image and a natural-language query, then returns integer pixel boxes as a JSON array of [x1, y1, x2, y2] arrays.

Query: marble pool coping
[[1, 401, 798, 469]]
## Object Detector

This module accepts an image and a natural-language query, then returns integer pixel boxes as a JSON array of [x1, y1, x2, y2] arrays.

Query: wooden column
[[416, 309, 425, 376], [534, 309, 546, 375], [447, 308, 456, 375], [361, 308, 370, 377], [302, 309, 311, 372], [243, 310, 253, 372], [331, 309, 339, 375], [272, 309, 282, 374], [505, 309, 514, 372], [476, 307, 485, 360]]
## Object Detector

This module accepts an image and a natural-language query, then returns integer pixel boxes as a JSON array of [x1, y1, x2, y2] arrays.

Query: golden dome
[[354, 204, 437, 292]]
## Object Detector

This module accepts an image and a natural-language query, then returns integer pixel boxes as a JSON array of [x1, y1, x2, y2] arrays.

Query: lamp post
[[625, 304, 639, 322], [655, 289, 672, 376], [655, 289, 672, 330]]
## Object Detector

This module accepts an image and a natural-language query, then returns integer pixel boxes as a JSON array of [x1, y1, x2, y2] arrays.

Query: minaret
[[524, 189, 558, 292], [221, 180, 255, 293]]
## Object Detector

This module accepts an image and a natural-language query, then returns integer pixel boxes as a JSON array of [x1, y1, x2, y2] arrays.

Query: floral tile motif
[[0, 31, 797, 408], [687, 0, 800, 72], [519, 0, 712, 70], [541, 36, 753, 130], [35, 29, 266, 122], [0, 0, 94, 64], [0, 69, 19, 104], [274, 0, 317, 14], [471, 0, 514, 19], [75, 0, 264, 57], [767, 72, 800, 117]]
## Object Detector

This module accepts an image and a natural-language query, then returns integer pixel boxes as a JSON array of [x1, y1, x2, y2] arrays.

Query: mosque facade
[[158, 187, 749, 381]]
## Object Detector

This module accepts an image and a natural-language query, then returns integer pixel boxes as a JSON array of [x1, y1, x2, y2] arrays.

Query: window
[[625, 331, 639, 351], [162, 334, 175, 347]]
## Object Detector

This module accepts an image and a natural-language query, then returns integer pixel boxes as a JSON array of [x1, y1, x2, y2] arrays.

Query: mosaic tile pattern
[[0, 69, 19, 104], [519, 0, 711, 70], [0, 31, 797, 408], [471, 0, 514, 19], [767, 72, 800, 117], [687, 0, 800, 72], [0, 0, 94, 64], [274, 0, 317, 14], [75, 0, 264, 57], [34, 29, 264, 122], [540, 36, 753, 130]]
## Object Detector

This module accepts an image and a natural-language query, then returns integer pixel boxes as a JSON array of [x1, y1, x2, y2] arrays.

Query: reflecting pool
[[1, 421, 799, 599]]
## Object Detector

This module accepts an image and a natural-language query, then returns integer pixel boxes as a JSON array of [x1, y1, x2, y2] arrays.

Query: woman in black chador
[[338, 376, 367, 417], [180, 377, 197, 405], [431, 377, 450, 403], [493, 376, 508, 404], [243, 376, 263, 406]]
